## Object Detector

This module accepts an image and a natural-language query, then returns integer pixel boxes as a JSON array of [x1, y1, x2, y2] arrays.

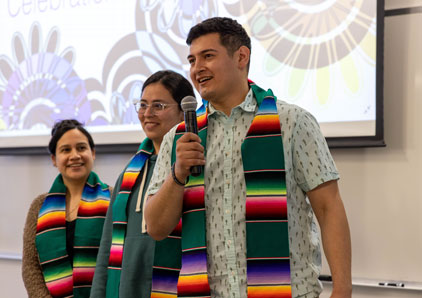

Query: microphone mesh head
[[181, 96, 197, 112]]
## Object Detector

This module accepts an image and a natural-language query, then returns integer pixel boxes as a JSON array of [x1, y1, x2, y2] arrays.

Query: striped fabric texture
[[151, 111, 209, 298], [243, 83, 291, 297], [106, 139, 154, 298], [151, 82, 292, 297], [36, 172, 110, 298]]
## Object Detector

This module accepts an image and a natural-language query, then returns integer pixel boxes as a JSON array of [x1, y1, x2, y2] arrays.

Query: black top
[[66, 219, 76, 265]]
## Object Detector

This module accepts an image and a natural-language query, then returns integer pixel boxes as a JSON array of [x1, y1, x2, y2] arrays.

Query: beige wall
[[1, 1, 422, 297], [322, 2, 422, 297]]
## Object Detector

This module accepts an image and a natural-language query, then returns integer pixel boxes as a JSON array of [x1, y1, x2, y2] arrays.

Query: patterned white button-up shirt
[[147, 89, 339, 297]]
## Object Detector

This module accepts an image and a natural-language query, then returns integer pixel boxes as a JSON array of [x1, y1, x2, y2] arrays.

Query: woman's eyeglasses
[[134, 101, 179, 114]]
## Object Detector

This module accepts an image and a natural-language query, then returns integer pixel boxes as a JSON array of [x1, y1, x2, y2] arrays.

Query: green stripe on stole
[[152, 83, 292, 297]]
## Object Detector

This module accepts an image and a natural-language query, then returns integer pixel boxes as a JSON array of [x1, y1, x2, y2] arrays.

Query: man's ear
[[92, 148, 96, 161], [237, 45, 250, 69]]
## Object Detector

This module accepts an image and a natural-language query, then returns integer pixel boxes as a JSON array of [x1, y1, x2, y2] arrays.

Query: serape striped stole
[[242, 83, 291, 297], [106, 138, 154, 298], [151, 83, 292, 297], [35, 172, 110, 298], [150, 111, 208, 298]]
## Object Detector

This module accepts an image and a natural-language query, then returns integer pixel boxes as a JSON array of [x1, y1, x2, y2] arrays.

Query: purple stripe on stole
[[151, 268, 180, 293], [180, 249, 208, 275], [247, 259, 291, 285]]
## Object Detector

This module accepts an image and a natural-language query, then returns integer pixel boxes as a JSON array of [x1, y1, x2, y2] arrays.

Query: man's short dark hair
[[186, 17, 251, 59]]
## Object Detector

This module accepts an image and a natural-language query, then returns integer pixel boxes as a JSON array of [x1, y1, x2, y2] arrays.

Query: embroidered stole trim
[[151, 83, 292, 297], [106, 138, 154, 298], [36, 172, 110, 298]]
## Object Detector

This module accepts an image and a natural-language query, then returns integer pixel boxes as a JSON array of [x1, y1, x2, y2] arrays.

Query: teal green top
[[90, 155, 157, 298]]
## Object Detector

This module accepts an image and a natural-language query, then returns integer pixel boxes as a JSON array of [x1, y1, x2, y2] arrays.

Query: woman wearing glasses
[[90, 70, 194, 297]]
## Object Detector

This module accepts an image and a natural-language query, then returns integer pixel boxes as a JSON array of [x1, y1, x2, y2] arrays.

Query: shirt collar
[[207, 88, 256, 116]]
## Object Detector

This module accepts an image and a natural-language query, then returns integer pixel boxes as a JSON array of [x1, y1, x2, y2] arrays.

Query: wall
[[320, 1, 422, 297], [1, 1, 421, 297]]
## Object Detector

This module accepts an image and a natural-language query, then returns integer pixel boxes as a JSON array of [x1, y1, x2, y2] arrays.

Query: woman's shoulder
[[27, 194, 48, 215], [33, 193, 48, 205]]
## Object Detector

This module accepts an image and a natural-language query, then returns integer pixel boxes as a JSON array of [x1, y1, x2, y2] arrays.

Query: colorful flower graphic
[[0, 22, 90, 130], [229, 0, 376, 106]]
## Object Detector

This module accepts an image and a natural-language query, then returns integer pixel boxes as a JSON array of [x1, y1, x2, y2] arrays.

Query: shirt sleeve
[[291, 110, 339, 192], [146, 126, 176, 196]]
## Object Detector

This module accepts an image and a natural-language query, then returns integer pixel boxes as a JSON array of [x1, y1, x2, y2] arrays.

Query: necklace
[[66, 198, 80, 221]]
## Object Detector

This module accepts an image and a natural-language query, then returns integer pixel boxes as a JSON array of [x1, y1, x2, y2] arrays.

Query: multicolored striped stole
[[150, 111, 209, 298], [242, 82, 292, 297], [36, 172, 110, 298], [151, 82, 292, 297], [106, 138, 154, 298]]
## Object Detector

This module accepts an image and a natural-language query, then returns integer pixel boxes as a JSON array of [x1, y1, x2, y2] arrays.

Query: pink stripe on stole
[[73, 267, 95, 284], [246, 196, 287, 219], [46, 275, 73, 297], [183, 186, 205, 210], [172, 219, 182, 236], [108, 245, 123, 264]]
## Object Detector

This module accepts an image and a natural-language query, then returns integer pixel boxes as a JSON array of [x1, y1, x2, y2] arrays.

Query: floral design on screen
[[239, 0, 376, 105], [134, 0, 217, 75], [0, 22, 90, 131]]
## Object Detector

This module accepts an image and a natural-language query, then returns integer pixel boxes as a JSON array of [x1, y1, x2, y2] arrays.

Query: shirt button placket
[[222, 117, 240, 297]]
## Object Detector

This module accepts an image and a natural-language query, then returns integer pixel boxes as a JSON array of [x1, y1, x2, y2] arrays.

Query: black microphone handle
[[184, 110, 202, 177]]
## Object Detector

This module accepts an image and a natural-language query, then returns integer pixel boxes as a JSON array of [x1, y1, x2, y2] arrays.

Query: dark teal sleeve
[[90, 172, 123, 298]]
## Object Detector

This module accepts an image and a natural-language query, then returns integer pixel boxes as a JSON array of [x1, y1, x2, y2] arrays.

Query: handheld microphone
[[181, 96, 202, 177]]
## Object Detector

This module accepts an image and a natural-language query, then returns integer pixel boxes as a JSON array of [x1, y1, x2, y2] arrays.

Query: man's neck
[[210, 84, 250, 116]]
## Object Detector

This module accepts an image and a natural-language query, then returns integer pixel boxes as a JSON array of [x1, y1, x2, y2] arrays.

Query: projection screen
[[0, 0, 384, 153]]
